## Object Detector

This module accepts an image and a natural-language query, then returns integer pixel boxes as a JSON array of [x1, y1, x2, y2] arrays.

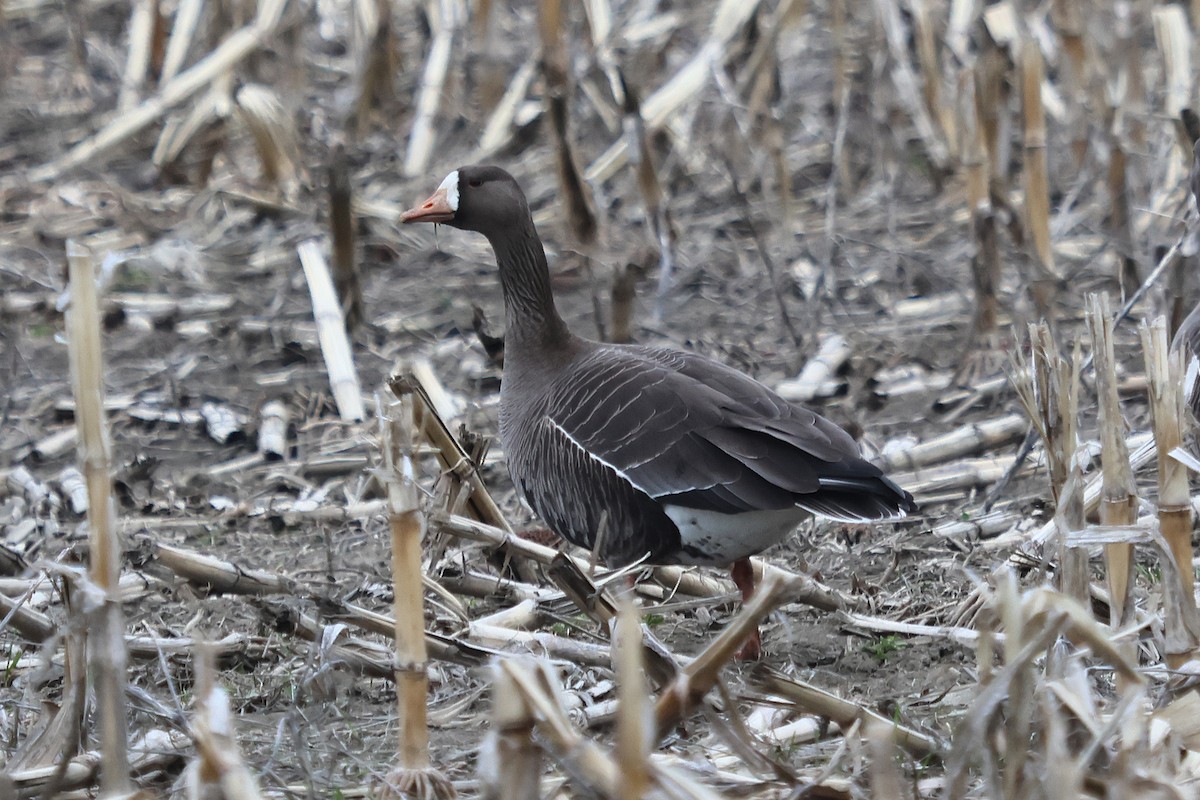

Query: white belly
[[663, 505, 810, 565]]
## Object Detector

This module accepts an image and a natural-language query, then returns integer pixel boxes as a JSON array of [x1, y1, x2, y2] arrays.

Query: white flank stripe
[[1187, 354, 1200, 408], [798, 504, 889, 524], [544, 416, 647, 494], [438, 169, 460, 211]]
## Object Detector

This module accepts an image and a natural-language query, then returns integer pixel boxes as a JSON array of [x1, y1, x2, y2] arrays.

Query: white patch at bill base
[[438, 170, 460, 211]]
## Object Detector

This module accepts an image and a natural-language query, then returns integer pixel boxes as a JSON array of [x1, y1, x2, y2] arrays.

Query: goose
[[400, 165, 916, 658]]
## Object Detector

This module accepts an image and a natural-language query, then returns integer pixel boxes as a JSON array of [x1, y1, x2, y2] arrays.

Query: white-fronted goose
[[400, 165, 916, 658]]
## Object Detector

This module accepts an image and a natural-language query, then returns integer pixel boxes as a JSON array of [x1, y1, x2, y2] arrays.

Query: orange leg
[[730, 558, 761, 660]]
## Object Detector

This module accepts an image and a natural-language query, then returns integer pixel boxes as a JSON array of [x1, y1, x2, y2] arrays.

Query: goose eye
[[468, 179, 483, 187]]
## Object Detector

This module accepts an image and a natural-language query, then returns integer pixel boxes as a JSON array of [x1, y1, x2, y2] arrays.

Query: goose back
[[500, 341, 912, 566]]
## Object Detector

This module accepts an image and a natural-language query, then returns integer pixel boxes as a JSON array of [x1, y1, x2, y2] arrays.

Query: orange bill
[[399, 187, 455, 224]]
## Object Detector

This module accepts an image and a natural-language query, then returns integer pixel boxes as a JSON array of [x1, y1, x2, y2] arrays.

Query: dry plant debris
[[7, 0, 1200, 797]]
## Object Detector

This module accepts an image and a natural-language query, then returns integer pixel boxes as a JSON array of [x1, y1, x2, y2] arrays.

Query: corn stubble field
[[4, 0, 1200, 796]]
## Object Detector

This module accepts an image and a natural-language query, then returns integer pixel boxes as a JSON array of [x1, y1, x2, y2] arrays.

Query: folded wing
[[542, 345, 916, 525]]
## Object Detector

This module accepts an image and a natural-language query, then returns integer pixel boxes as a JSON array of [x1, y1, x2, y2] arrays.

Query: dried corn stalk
[[479, 664, 539, 800], [500, 660, 621, 795], [1085, 294, 1137, 675], [234, 83, 300, 195], [373, 393, 455, 800], [873, 0, 950, 173], [1050, 0, 1087, 164], [1106, 113, 1139, 292], [257, 400, 288, 460], [539, 0, 597, 245], [298, 240, 365, 421], [160, 0, 203, 84], [65, 240, 132, 795], [614, 598, 651, 800], [351, 0, 396, 133], [1020, 38, 1060, 320], [654, 572, 795, 738], [911, 0, 956, 152], [328, 145, 362, 331], [976, 20, 1012, 186], [404, 0, 460, 177], [942, 576, 1144, 799], [961, 67, 999, 344], [756, 667, 941, 758], [118, 0, 157, 111], [1142, 318, 1197, 667], [185, 643, 266, 800], [1012, 323, 1087, 601], [1152, 5, 1192, 156], [152, 86, 230, 184], [1115, 3, 1146, 148], [620, 72, 673, 323]]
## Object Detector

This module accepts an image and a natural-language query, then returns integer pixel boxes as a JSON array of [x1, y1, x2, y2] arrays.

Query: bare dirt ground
[[1, 0, 1195, 796]]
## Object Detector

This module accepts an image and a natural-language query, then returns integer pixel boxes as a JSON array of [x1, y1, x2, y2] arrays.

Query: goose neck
[[489, 226, 569, 348]]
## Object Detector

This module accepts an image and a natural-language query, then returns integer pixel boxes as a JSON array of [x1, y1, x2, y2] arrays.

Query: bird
[[399, 165, 916, 658]]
